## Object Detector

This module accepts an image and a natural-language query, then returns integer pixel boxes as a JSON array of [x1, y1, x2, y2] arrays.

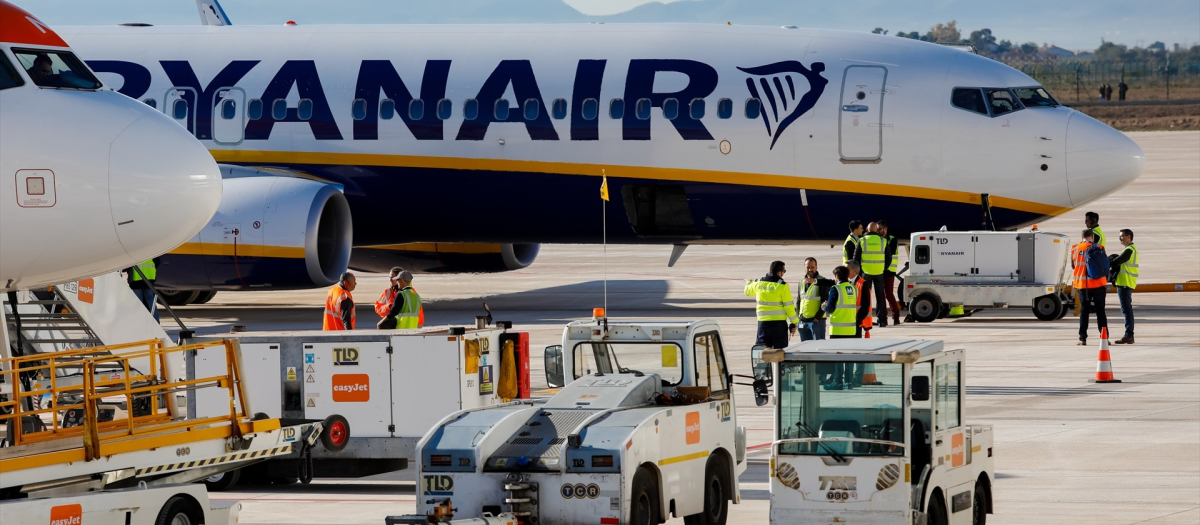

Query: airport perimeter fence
[[1001, 59, 1200, 102]]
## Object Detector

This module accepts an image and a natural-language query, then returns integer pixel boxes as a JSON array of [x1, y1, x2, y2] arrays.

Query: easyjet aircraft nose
[[108, 111, 222, 264], [1065, 112, 1146, 207]]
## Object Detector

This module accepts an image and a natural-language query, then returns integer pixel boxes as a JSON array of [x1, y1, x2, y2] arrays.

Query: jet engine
[[156, 167, 352, 300]]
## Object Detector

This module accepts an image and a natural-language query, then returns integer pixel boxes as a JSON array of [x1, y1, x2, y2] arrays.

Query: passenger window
[[409, 99, 424, 120], [351, 99, 367, 120], [551, 98, 568, 120], [745, 98, 761, 119], [693, 332, 729, 396], [523, 98, 540, 120], [380, 99, 395, 120], [247, 99, 262, 119], [935, 362, 961, 431], [463, 99, 478, 120], [272, 99, 287, 120], [635, 98, 651, 120], [951, 88, 988, 116], [914, 245, 931, 265], [494, 99, 510, 120], [609, 98, 624, 119], [0, 54, 23, 90], [436, 98, 453, 120], [717, 98, 733, 119], [689, 98, 705, 119], [220, 99, 236, 120], [297, 99, 313, 120], [142, 98, 157, 109], [172, 99, 188, 120], [581, 98, 598, 120], [662, 98, 679, 120], [986, 89, 1019, 116]]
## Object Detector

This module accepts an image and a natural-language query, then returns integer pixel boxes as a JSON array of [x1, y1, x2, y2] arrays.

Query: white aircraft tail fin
[[196, 0, 232, 26]]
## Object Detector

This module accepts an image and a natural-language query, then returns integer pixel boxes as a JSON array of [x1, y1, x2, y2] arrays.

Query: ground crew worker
[[879, 220, 902, 325], [822, 265, 858, 390], [853, 222, 889, 327], [1071, 230, 1107, 345], [125, 257, 161, 322], [323, 272, 356, 331], [796, 257, 834, 341], [374, 267, 404, 319], [842, 220, 863, 265], [745, 261, 798, 349], [379, 270, 421, 329], [1112, 229, 1138, 344], [1086, 211, 1105, 247]]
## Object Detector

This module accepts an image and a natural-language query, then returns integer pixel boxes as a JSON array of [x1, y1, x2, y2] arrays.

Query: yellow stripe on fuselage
[[209, 150, 1071, 217], [171, 242, 305, 259]]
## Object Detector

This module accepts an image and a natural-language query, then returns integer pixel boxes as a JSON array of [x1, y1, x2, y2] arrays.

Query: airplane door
[[838, 66, 887, 162], [212, 87, 246, 145], [164, 87, 197, 137]]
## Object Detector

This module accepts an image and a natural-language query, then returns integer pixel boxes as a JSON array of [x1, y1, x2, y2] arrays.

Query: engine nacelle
[[157, 167, 352, 291], [349, 243, 540, 274]]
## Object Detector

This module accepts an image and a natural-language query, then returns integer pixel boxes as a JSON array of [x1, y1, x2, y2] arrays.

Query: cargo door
[[302, 341, 392, 437], [838, 65, 887, 162], [973, 234, 1019, 279], [164, 87, 197, 137], [1016, 233, 1037, 282], [926, 233, 974, 276], [389, 334, 472, 437], [193, 342, 280, 419], [212, 87, 246, 145]]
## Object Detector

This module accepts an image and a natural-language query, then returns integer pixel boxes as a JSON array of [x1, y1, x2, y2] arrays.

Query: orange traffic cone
[[1090, 328, 1121, 383], [862, 363, 883, 385]]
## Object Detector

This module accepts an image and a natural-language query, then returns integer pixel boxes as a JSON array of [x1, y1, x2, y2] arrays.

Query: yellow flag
[[600, 170, 610, 201]]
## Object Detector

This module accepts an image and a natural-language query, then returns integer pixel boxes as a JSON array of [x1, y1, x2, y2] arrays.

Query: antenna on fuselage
[[195, 0, 232, 26]]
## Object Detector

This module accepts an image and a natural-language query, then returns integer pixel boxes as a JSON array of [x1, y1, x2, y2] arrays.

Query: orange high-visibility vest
[[374, 286, 425, 328], [323, 285, 355, 330], [1072, 241, 1108, 290]]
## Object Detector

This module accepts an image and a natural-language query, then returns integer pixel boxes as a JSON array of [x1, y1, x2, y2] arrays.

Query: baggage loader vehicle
[[391, 314, 747, 525], [903, 230, 1071, 322], [760, 338, 994, 525]]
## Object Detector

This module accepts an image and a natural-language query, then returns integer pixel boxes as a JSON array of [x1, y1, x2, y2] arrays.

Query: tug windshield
[[572, 342, 684, 385], [777, 362, 905, 457]]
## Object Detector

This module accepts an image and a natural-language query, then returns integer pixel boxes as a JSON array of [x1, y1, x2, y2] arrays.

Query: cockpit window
[[951, 88, 988, 115], [986, 89, 1019, 116], [0, 53, 24, 90], [1014, 87, 1058, 108], [12, 49, 102, 90]]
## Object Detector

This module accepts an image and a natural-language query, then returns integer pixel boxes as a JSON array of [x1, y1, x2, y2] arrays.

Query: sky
[[28, 0, 1199, 52]]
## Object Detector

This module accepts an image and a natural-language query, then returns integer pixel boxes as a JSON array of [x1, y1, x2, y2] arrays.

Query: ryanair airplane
[[59, 3, 1144, 302]]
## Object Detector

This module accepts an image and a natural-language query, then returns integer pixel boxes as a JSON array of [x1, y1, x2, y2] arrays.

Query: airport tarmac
[[176, 131, 1199, 525]]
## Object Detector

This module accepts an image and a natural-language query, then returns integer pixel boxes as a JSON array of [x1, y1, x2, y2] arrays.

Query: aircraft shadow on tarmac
[[424, 279, 746, 312]]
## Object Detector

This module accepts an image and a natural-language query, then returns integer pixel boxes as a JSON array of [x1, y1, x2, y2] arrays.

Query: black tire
[[155, 495, 202, 525], [194, 291, 218, 304], [630, 467, 661, 525], [926, 492, 948, 525], [973, 481, 988, 525], [320, 414, 350, 452], [909, 294, 941, 323], [684, 456, 729, 525], [1032, 294, 1063, 321], [202, 468, 240, 491], [158, 289, 201, 306]]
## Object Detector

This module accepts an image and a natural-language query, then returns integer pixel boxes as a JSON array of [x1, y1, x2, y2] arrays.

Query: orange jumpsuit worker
[[323, 272, 357, 331]]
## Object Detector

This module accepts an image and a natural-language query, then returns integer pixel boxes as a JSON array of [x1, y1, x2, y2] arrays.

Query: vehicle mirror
[[750, 345, 773, 386], [911, 375, 930, 401], [752, 378, 770, 406], [544, 345, 564, 388]]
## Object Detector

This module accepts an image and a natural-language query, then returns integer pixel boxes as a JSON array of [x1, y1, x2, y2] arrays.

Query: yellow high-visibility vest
[[745, 279, 799, 324], [1115, 244, 1138, 289], [829, 282, 858, 336], [858, 234, 886, 276]]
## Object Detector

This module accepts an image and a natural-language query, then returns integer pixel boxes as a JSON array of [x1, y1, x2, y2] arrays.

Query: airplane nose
[[109, 113, 222, 262], [1065, 111, 1145, 207]]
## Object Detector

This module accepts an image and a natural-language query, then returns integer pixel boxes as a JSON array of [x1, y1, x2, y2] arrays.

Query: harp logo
[[737, 60, 828, 149]]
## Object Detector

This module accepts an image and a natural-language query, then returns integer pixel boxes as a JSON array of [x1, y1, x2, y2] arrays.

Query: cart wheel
[[630, 467, 660, 525], [320, 414, 350, 452], [1032, 294, 1063, 321], [972, 480, 988, 525], [684, 455, 729, 525], [202, 468, 240, 491], [155, 495, 202, 525], [927, 491, 948, 525], [909, 294, 941, 323]]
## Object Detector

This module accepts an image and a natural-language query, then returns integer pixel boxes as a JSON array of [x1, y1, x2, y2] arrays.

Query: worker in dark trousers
[[853, 222, 889, 328], [1112, 229, 1138, 344], [879, 220, 902, 325], [796, 257, 834, 341], [745, 261, 799, 349], [842, 220, 863, 265], [823, 265, 858, 389], [1072, 230, 1108, 344], [125, 257, 161, 322]]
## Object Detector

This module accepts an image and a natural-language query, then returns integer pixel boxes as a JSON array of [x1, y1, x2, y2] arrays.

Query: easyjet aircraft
[[58, 3, 1144, 303], [0, 1, 221, 293]]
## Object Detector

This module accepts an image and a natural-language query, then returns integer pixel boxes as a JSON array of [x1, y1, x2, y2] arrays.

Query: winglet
[[196, 0, 231, 26]]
